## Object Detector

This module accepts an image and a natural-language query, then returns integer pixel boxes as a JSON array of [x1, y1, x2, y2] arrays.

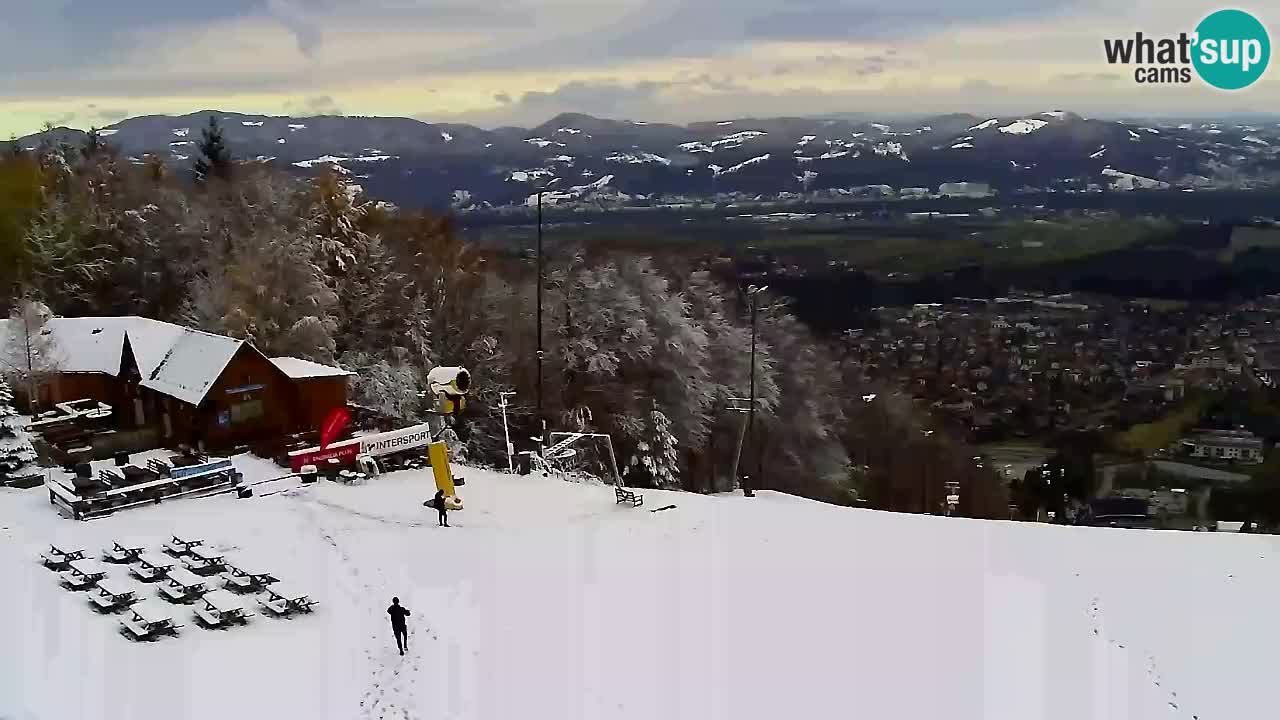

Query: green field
[[1113, 395, 1210, 455], [1219, 227, 1280, 263]]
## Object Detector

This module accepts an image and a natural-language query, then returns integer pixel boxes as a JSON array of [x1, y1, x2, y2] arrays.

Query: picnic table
[[257, 583, 318, 617], [163, 535, 204, 557], [159, 568, 209, 603], [221, 561, 280, 593], [103, 539, 147, 564], [40, 544, 87, 570], [130, 552, 176, 582], [60, 558, 108, 590], [119, 600, 182, 641], [195, 590, 252, 628], [89, 579, 140, 612], [117, 465, 161, 488], [182, 545, 227, 576]]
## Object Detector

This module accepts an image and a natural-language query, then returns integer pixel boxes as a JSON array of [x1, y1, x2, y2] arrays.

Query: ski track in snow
[[298, 500, 427, 719], [1083, 581, 1197, 719]]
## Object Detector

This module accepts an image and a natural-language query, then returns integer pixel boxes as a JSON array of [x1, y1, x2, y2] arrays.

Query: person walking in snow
[[388, 597, 411, 655], [433, 489, 450, 527]]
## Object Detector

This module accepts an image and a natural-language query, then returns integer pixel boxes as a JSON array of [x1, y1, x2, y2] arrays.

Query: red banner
[[320, 407, 352, 449], [291, 443, 360, 473]]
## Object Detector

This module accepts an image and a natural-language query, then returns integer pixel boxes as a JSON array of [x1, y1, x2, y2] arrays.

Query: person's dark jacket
[[388, 603, 410, 628], [433, 491, 446, 511]]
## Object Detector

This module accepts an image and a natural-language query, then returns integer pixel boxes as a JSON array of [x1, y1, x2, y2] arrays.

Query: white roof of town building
[[270, 357, 353, 379]]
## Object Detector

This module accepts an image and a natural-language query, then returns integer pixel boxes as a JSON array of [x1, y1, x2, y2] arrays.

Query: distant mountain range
[[19, 110, 1280, 210]]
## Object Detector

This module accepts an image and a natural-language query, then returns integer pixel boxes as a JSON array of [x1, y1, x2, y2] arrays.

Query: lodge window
[[230, 399, 265, 424]]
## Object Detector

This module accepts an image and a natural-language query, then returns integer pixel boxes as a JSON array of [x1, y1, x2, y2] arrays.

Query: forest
[[0, 120, 1011, 516]]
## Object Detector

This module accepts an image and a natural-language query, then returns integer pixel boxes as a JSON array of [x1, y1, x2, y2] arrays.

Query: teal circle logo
[[1192, 9, 1270, 90]]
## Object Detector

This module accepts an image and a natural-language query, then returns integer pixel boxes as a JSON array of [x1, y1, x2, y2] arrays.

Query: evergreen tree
[[0, 377, 37, 484], [82, 127, 104, 159], [627, 400, 680, 488], [312, 170, 365, 275], [193, 115, 232, 182]]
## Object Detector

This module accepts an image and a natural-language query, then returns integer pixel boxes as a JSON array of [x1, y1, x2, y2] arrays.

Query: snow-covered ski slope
[[2, 457, 1277, 720]]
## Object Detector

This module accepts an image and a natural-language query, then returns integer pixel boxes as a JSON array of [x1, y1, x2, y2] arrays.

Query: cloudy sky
[[0, 0, 1274, 137]]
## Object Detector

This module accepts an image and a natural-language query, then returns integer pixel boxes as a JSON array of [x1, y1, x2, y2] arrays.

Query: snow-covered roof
[[0, 316, 251, 406], [143, 328, 243, 406], [270, 357, 353, 379]]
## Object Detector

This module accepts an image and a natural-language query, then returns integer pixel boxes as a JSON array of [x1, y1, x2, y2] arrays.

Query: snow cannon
[[428, 440, 462, 510], [427, 366, 471, 416]]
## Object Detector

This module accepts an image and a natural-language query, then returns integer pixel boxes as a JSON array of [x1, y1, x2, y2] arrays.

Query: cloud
[[47, 112, 78, 128], [266, 0, 327, 57], [293, 95, 343, 115], [2, 0, 1276, 138], [513, 80, 674, 117], [94, 108, 131, 122], [1054, 71, 1124, 84]]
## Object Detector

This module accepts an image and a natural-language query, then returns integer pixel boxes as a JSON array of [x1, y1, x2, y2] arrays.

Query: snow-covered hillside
[[2, 457, 1276, 720]]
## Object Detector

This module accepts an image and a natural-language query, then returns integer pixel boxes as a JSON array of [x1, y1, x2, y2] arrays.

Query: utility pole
[[730, 284, 768, 497], [499, 391, 516, 473], [536, 189, 544, 451], [533, 179, 559, 453]]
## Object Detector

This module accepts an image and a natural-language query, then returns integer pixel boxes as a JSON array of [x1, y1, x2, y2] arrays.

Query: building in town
[[1181, 429, 1266, 464]]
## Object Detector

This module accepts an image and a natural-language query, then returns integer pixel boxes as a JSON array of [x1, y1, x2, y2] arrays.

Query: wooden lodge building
[[6, 316, 352, 452]]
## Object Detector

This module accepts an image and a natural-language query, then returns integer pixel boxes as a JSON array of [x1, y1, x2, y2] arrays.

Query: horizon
[[0, 0, 1274, 138], [12, 106, 1280, 140]]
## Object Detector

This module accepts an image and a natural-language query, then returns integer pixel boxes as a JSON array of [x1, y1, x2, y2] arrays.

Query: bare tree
[[1, 298, 64, 411]]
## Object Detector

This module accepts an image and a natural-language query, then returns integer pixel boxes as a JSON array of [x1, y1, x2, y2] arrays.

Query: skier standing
[[433, 489, 450, 527], [388, 597, 411, 655]]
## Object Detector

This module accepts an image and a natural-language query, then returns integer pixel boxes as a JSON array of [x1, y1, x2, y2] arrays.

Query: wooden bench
[[89, 580, 139, 613], [60, 559, 108, 590], [119, 601, 182, 641], [257, 585, 317, 617], [159, 568, 208, 603], [131, 553, 175, 582], [615, 486, 643, 507], [97, 469, 123, 488], [120, 616, 154, 640], [195, 590, 252, 628], [222, 564, 279, 594], [103, 541, 146, 564], [146, 458, 173, 477], [183, 546, 226, 576], [41, 546, 86, 570], [164, 536, 204, 557]]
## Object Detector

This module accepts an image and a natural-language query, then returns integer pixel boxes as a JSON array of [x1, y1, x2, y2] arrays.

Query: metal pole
[[745, 290, 758, 496], [536, 190, 544, 450], [729, 410, 748, 492], [748, 291, 758, 437], [499, 392, 515, 474]]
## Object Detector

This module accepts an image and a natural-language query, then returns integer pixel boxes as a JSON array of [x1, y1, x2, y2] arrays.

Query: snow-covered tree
[[186, 221, 338, 362], [23, 196, 111, 305], [339, 350, 422, 422], [1, 299, 63, 411], [0, 377, 37, 482], [311, 170, 366, 276], [626, 400, 680, 488]]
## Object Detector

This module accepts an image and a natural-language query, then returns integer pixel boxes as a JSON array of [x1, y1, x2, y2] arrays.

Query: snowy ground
[[2, 456, 1277, 720]]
